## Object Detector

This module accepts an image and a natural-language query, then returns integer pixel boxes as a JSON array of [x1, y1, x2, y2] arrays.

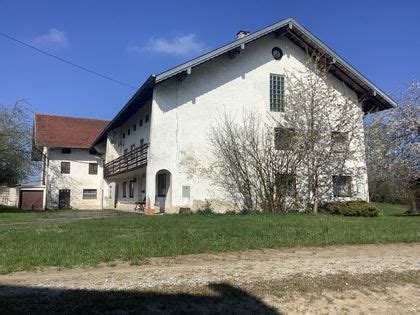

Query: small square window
[[61, 148, 71, 154], [83, 189, 97, 199], [331, 132, 348, 152], [333, 176, 352, 197], [182, 186, 190, 198], [88, 163, 98, 175], [145, 114, 150, 123], [274, 128, 294, 150], [61, 162, 70, 174], [275, 174, 296, 196]]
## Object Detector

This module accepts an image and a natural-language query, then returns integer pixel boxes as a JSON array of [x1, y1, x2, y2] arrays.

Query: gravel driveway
[[0, 243, 419, 313]]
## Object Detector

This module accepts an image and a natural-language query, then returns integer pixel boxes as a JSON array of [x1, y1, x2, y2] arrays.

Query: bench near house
[[32, 18, 395, 212]]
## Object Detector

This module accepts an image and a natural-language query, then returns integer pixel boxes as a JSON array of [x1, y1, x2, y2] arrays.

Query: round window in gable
[[272, 47, 283, 60]]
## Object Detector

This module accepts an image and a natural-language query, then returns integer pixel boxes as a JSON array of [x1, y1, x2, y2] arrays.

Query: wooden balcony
[[104, 144, 148, 178]]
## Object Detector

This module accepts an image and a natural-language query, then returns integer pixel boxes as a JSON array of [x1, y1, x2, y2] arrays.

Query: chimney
[[236, 30, 250, 39]]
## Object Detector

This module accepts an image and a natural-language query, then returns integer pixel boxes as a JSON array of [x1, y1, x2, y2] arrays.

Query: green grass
[[0, 210, 85, 223], [0, 203, 418, 274]]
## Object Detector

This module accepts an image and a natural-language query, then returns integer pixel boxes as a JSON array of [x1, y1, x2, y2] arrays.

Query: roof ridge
[[35, 113, 110, 123]]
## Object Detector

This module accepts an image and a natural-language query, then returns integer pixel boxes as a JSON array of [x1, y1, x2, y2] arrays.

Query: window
[[140, 138, 144, 146], [130, 144, 135, 151], [157, 173, 167, 197], [61, 162, 70, 174], [274, 128, 294, 150], [145, 114, 150, 123], [122, 182, 127, 198], [182, 185, 190, 198], [129, 179, 135, 198], [139, 119, 143, 127], [127, 128, 130, 136], [83, 189, 97, 199], [88, 163, 98, 175], [270, 74, 285, 112], [275, 174, 296, 196], [333, 176, 352, 197], [89, 148, 96, 155], [272, 47, 283, 60], [331, 132, 348, 152], [133, 124, 136, 131], [61, 148, 71, 154], [123, 133, 125, 139]]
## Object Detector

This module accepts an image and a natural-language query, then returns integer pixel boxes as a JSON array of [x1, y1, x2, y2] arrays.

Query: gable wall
[[147, 34, 367, 211], [45, 148, 104, 209]]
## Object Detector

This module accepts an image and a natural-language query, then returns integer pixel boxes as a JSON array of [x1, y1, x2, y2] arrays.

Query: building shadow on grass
[[0, 282, 281, 314]]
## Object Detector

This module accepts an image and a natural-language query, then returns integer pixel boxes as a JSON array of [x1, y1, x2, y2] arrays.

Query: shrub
[[239, 208, 256, 215], [196, 200, 215, 215], [320, 201, 380, 217], [0, 204, 20, 212]]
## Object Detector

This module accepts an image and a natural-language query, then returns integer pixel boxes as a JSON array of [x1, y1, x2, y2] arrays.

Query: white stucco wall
[[45, 148, 104, 210], [146, 34, 368, 212]]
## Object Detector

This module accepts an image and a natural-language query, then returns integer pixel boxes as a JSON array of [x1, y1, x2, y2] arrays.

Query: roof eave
[[92, 75, 156, 146]]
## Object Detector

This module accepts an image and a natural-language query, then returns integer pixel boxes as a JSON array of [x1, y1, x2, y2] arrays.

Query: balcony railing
[[104, 144, 148, 178]]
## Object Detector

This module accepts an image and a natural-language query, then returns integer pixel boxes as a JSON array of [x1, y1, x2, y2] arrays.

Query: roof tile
[[34, 114, 109, 149]]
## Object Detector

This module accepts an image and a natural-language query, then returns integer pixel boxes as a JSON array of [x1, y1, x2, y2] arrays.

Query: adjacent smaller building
[[32, 114, 109, 210]]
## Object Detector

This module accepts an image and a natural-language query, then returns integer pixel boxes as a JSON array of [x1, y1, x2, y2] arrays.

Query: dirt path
[[1, 243, 419, 313], [1, 243, 419, 290]]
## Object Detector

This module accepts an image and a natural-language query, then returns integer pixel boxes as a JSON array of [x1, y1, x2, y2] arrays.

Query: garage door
[[20, 190, 44, 210]]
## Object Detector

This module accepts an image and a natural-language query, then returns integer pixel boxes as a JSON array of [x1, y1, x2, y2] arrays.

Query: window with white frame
[[83, 189, 97, 199]]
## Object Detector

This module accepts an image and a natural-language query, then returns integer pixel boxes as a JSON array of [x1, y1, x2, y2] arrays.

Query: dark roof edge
[[92, 75, 156, 146], [95, 18, 397, 146]]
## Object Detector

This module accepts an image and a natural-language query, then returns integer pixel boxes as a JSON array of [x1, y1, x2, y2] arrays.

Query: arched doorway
[[155, 169, 171, 212]]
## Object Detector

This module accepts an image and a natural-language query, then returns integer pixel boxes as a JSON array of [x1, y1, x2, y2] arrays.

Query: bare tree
[[279, 55, 366, 213], [210, 54, 366, 213], [0, 101, 38, 185], [210, 111, 302, 212], [365, 80, 419, 204]]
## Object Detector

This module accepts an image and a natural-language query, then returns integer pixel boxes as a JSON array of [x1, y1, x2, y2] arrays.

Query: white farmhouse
[[32, 114, 109, 209], [34, 18, 396, 212]]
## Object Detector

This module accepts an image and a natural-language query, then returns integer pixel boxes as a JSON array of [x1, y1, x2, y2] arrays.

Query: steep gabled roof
[[34, 114, 109, 149], [93, 17, 396, 146]]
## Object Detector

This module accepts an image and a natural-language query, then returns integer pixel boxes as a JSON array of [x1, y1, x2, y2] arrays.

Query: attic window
[[272, 47, 283, 60], [61, 148, 71, 154]]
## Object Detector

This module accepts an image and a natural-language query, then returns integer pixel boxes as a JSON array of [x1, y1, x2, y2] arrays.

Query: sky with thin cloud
[[127, 34, 208, 56], [0, 1, 418, 121], [31, 28, 68, 51]]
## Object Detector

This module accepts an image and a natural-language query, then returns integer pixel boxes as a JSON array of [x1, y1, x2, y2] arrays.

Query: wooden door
[[20, 190, 43, 210], [58, 189, 71, 209]]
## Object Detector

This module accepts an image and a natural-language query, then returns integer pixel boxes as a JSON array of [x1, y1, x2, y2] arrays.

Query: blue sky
[[1, 0, 419, 120]]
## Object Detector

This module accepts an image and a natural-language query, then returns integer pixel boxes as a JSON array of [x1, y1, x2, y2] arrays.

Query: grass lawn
[[0, 203, 418, 274]]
